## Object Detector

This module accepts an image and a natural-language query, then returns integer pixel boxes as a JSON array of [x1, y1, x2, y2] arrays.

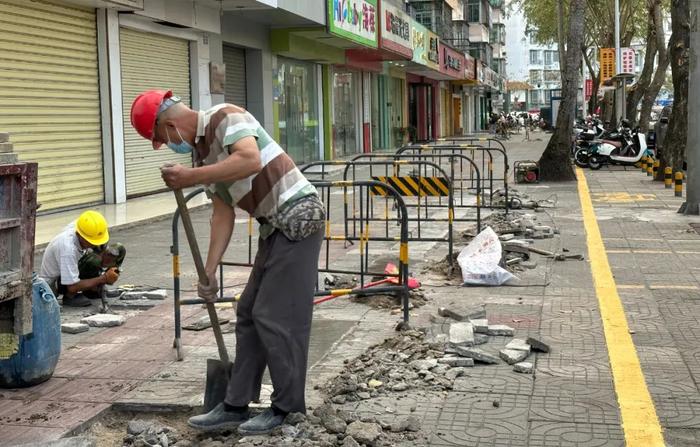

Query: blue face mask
[[165, 126, 194, 154]]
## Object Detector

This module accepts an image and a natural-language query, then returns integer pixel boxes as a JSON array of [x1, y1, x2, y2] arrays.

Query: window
[[530, 90, 541, 104], [529, 50, 541, 65], [544, 89, 552, 103], [544, 70, 560, 82], [544, 50, 557, 66], [467, 0, 480, 22], [635, 52, 644, 69], [529, 69, 542, 83]]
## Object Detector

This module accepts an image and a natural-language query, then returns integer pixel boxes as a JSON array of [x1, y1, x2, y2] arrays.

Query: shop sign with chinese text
[[328, 0, 378, 48]]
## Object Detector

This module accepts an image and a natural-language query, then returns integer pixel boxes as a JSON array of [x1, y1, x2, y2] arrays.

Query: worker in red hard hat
[[130, 90, 324, 435]]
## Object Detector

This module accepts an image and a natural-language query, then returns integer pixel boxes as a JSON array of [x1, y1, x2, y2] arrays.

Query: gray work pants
[[225, 228, 323, 413]]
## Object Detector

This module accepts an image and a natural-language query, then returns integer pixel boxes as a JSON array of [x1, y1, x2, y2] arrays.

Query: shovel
[[173, 189, 232, 412]]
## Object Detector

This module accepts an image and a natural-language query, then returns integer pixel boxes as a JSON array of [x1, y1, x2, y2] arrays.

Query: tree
[[660, 0, 689, 178], [638, 0, 670, 131], [625, 3, 658, 121], [537, 0, 586, 181]]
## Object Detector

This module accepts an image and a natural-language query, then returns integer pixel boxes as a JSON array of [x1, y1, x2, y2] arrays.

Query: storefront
[[461, 54, 478, 134], [223, 45, 247, 107], [119, 26, 194, 197], [438, 43, 466, 137], [327, 0, 378, 157], [345, 0, 412, 151], [0, 0, 103, 210], [272, 57, 322, 164], [406, 22, 441, 142]]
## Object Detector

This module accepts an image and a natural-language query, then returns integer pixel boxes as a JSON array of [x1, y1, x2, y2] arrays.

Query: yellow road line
[[576, 167, 664, 446]]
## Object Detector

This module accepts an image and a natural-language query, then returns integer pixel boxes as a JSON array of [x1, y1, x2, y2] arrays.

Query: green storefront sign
[[411, 21, 439, 70], [327, 0, 378, 48]]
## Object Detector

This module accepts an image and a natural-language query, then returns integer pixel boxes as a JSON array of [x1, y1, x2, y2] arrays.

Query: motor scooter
[[587, 127, 654, 170]]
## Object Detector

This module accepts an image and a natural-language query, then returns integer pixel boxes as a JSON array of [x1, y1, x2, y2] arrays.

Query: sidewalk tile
[[41, 378, 140, 403], [528, 421, 624, 447], [0, 426, 67, 446], [5, 400, 109, 428], [529, 395, 620, 425]]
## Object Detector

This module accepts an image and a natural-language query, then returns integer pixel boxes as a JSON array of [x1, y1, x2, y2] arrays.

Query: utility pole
[[680, 0, 700, 214], [615, 0, 621, 72]]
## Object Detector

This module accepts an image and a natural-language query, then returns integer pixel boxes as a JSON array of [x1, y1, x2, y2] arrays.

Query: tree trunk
[[661, 0, 689, 175], [626, 4, 658, 123], [639, 55, 670, 132], [538, 0, 586, 181], [557, 0, 567, 74], [639, 0, 670, 133], [583, 49, 601, 114]]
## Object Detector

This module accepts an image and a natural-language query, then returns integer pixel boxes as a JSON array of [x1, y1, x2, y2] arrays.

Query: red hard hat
[[130, 90, 173, 149]]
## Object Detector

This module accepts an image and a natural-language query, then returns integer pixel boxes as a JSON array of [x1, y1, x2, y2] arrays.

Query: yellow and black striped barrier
[[647, 158, 654, 176], [370, 175, 450, 197], [664, 167, 673, 189], [675, 171, 684, 197], [641, 156, 648, 173], [652, 160, 660, 179]]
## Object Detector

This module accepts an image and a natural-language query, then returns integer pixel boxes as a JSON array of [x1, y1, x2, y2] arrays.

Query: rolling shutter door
[[0, 0, 103, 210], [120, 27, 192, 197], [223, 45, 247, 107]]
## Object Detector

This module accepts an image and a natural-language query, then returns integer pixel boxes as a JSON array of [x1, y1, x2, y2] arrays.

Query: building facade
[[1, 0, 506, 212]]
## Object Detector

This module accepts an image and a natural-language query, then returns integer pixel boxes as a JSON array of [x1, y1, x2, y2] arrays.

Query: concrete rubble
[[123, 419, 180, 447]]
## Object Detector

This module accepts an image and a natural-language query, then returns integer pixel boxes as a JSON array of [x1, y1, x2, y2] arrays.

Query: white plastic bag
[[458, 226, 516, 286]]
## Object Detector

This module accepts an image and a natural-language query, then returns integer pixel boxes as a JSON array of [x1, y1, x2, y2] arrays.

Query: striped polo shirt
[[194, 104, 317, 222]]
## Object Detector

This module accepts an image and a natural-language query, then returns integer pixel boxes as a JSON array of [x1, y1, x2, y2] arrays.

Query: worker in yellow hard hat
[[39, 210, 126, 307]]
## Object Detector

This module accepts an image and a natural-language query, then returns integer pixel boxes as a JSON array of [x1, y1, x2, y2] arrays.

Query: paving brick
[[499, 348, 529, 365], [110, 299, 158, 310], [438, 356, 474, 367], [470, 318, 489, 333], [80, 314, 125, 327], [513, 362, 533, 374], [0, 142, 12, 152], [0, 132, 10, 143], [505, 338, 531, 353], [61, 323, 90, 334], [527, 336, 551, 353], [487, 324, 515, 336], [452, 346, 500, 364], [448, 322, 474, 346]]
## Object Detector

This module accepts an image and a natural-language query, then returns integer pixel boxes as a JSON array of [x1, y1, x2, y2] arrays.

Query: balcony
[[467, 0, 489, 25], [408, 0, 455, 39], [469, 23, 489, 42], [442, 37, 470, 53]]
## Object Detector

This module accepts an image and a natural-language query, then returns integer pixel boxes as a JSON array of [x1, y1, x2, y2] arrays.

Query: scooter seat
[[603, 140, 622, 148]]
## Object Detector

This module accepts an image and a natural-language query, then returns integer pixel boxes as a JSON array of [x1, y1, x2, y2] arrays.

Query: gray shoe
[[237, 408, 285, 436], [62, 294, 92, 307], [188, 403, 250, 432]]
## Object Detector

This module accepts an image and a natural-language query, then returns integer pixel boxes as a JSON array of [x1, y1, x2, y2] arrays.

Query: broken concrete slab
[[448, 322, 474, 346], [121, 289, 168, 301], [527, 336, 551, 353], [409, 359, 438, 371], [110, 299, 158, 310], [513, 362, 534, 374], [183, 315, 231, 331], [470, 319, 489, 334], [452, 346, 500, 364], [474, 334, 489, 345], [345, 421, 382, 446], [438, 356, 475, 367], [505, 339, 531, 353], [61, 323, 90, 334], [499, 233, 515, 241], [521, 261, 538, 269], [80, 313, 125, 327], [499, 348, 529, 365], [142, 289, 167, 300], [487, 324, 515, 336]]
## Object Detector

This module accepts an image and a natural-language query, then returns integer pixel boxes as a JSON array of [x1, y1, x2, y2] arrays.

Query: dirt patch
[[83, 409, 199, 447], [424, 252, 461, 280], [349, 289, 428, 309]]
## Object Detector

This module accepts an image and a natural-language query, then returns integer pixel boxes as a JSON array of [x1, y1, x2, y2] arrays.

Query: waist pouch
[[269, 195, 326, 241]]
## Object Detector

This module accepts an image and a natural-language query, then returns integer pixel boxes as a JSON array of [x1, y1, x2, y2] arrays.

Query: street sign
[[600, 48, 615, 84]]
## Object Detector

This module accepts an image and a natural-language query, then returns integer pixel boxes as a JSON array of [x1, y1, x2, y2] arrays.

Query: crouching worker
[[130, 90, 324, 435], [39, 210, 125, 307]]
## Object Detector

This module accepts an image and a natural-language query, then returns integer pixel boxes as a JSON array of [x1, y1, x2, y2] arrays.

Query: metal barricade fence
[[169, 182, 412, 359], [397, 143, 509, 211], [300, 160, 463, 269]]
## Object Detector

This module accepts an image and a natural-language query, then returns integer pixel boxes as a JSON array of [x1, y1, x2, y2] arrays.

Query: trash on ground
[[457, 227, 516, 286]]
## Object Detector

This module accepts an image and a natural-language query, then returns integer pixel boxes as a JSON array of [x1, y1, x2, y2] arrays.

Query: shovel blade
[[203, 358, 232, 412]]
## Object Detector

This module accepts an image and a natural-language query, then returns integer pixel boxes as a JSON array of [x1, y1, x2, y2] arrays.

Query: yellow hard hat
[[76, 210, 109, 246]]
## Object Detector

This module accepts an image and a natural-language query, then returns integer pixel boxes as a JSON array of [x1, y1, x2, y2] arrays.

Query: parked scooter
[[586, 125, 654, 170], [573, 119, 627, 167]]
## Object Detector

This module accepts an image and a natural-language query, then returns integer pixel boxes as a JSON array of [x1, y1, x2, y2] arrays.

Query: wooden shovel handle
[[174, 189, 230, 364]]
